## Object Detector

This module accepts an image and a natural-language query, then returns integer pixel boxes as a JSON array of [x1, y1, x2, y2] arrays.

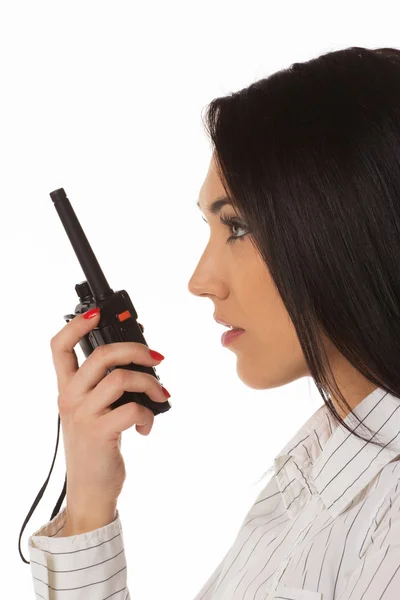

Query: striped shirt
[[29, 386, 400, 599]]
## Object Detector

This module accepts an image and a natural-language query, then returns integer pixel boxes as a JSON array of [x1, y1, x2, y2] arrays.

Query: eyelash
[[220, 213, 249, 244], [202, 212, 249, 245]]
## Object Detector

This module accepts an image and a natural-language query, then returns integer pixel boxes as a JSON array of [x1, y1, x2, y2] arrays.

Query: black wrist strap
[[18, 413, 67, 564]]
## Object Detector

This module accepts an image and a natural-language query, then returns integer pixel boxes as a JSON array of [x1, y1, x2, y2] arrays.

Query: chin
[[235, 361, 308, 390], [236, 364, 274, 390]]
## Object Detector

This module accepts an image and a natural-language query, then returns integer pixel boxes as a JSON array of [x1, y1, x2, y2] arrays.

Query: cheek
[[235, 326, 309, 390], [234, 254, 309, 389], [236, 306, 309, 390]]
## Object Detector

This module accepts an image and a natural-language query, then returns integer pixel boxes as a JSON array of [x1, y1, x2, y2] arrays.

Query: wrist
[[61, 506, 117, 537]]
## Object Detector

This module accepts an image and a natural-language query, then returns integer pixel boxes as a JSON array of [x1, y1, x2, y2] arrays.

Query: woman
[[28, 46, 400, 599]]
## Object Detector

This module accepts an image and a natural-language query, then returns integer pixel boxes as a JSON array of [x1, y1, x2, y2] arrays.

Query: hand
[[50, 308, 169, 532]]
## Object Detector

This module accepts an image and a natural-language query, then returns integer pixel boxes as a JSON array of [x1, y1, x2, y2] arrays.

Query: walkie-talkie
[[18, 188, 171, 564]]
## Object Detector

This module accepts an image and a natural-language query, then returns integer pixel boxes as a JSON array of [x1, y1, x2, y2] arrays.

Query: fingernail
[[161, 385, 171, 399], [84, 307, 100, 319], [149, 349, 165, 361]]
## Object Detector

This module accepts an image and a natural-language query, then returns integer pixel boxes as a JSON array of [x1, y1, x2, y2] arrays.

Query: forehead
[[198, 154, 226, 210]]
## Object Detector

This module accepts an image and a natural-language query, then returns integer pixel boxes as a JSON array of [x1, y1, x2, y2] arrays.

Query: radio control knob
[[75, 281, 92, 301]]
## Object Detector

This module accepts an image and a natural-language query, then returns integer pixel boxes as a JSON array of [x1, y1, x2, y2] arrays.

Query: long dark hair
[[202, 46, 400, 450]]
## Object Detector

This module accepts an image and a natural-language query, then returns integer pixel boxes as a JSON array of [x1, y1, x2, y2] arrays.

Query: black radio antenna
[[50, 188, 113, 301]]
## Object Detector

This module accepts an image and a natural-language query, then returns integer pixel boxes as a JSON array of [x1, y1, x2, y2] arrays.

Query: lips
[[214, 316, 244, 330]]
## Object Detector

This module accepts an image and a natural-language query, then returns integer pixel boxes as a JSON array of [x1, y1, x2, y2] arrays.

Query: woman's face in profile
[[187, 154, 310, 391]]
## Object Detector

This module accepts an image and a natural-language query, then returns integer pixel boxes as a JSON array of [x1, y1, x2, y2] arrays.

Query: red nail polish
[[161, 386, 171, 399], [149, 349, 165, 361], [83, 307, 100, 319]]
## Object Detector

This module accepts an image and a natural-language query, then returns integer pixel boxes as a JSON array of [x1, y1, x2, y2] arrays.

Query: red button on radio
[[117, 310, 131, 322]]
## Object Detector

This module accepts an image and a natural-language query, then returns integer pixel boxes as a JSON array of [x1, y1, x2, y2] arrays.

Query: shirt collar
[[273, 387, 400, 520]]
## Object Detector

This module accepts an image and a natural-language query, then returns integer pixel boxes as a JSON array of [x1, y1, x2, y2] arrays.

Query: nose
[[187, 247, 228, 299]]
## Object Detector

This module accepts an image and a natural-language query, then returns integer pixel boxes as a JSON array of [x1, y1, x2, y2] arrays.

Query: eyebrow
[[196, 195, 232, 216]]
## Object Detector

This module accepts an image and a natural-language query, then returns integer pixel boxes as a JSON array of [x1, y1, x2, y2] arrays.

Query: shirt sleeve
[[336, 543, 400, 600], [28, 506, 130, 600]]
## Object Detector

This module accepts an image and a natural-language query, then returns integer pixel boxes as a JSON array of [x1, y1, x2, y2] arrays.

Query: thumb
[[51, 308, 101, 392]]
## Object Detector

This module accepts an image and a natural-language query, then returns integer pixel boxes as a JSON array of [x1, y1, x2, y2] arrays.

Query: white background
[[1, 1, 395, 598]]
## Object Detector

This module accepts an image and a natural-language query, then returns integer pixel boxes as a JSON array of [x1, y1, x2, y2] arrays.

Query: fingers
[[50, 309, 161, 398], [50, 309, 101, 393], [81, 367, 168, 417], [98, 399, 155, 440], [70, 340, 163, 397]]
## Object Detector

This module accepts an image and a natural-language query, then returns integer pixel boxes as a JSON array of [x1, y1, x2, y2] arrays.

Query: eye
[[201, 213, 249, 244], [219, 212, 249, 245]]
